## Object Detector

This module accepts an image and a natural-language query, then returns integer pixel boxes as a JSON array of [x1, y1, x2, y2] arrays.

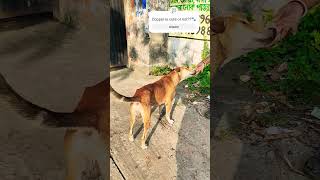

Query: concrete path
[[110, 68, 210, 180]]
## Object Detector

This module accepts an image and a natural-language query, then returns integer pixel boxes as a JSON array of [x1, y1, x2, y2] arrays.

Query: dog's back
[[132, 70, 179, 105]]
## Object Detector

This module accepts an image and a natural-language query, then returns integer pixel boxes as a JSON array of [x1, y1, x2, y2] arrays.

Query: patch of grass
[[215, 126, 242, 141], [215, 129, 234, 141], [239, 6, 320, 104], [185, 65, 210, 95], [201, 41, 210, 60], [183, 41, 211, 95], [62, 11, 78, 28], [149, 65, 172, 76]]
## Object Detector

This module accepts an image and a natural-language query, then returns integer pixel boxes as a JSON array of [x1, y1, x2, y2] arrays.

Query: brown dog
[[0, 74, 109, 180], [111, 67, 195, 149]]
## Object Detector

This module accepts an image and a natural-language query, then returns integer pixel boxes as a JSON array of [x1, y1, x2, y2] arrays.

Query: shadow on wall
[[127, 19, 150, 64], [149, 34, 170, 66], [180, 43, 193, 65]]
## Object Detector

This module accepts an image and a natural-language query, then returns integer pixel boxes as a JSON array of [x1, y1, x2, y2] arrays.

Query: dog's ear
[[175, 67, 181, 72], [212, 17, 226, 34]]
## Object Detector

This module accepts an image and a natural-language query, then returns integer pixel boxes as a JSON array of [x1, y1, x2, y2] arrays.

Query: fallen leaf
[[192, 101, 199, 105], [263, 127, 300, 140], [270, 71, 281, 81], [265, 126, 295, 135], [311, 107, 320, 120], [241, 104, 256, 118], [255, 102, 271, 114], [277, 62, 288, 73], [240, 75, 251, 82]]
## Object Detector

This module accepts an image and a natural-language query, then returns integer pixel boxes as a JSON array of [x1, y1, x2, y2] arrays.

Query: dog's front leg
[[165, 100, 174, 125]]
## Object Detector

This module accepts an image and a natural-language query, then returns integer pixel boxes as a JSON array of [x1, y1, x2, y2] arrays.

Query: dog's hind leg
[[141, 104, 151, 149], [158, 104, 163, 119], [129, 103, 137, 142]]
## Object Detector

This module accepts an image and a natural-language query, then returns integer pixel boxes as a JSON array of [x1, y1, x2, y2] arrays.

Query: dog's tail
[[0, 73, 96, 128], [110, 85, 137, 102]]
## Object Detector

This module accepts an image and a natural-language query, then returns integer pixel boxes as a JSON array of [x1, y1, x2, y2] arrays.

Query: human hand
[[269, 1, 305, 46], [195, 62, 205, 74]]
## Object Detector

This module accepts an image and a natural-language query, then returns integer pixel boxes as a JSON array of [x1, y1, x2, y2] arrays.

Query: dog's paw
[[141, 144, 148, 149], [128, 135, 134, 142], [168, 119, 174, 125]]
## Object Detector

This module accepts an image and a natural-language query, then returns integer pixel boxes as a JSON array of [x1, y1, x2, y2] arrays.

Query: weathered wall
[[53, 0, 107, 32], [0, 0, 52, 19], [123, 0, 150, 66], [168, 38, 205, 66], [123, 0, 210, 68]]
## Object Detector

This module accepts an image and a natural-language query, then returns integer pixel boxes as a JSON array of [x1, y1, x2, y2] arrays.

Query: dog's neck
[[167, 70, 181, 87]]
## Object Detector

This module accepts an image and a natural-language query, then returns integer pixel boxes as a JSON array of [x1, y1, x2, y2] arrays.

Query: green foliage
[[185, 65, 210, 95], [149, 65, 172, 76], [62, 11, 77, 28], [201, 41, 210, 60], [244, 10, 254, 22], [240, 7, 320, 104], [262, 9, 274, 25]]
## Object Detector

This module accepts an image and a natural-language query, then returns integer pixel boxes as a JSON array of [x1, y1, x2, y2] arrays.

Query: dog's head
[[212, 15, 276, 69], [174, 66, 196, 81]]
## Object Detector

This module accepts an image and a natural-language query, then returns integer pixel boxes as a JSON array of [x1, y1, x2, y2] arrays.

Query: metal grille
[[110, 0, 128, 67]]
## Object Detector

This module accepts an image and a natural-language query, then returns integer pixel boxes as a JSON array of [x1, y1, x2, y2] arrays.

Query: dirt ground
[[0, 16, 107, 179], [212, 60, 320, 180], [110, 67, 210, 180]]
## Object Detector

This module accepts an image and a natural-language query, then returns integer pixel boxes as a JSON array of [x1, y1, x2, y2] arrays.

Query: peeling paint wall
[[123, 0, 210, 68], [148, 0, 169, 66], [123, 0, 150, 66]]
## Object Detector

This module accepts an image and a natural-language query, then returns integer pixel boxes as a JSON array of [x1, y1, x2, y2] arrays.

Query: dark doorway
[[110, 0, 128, 67], [0, 0, 52, 19]]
